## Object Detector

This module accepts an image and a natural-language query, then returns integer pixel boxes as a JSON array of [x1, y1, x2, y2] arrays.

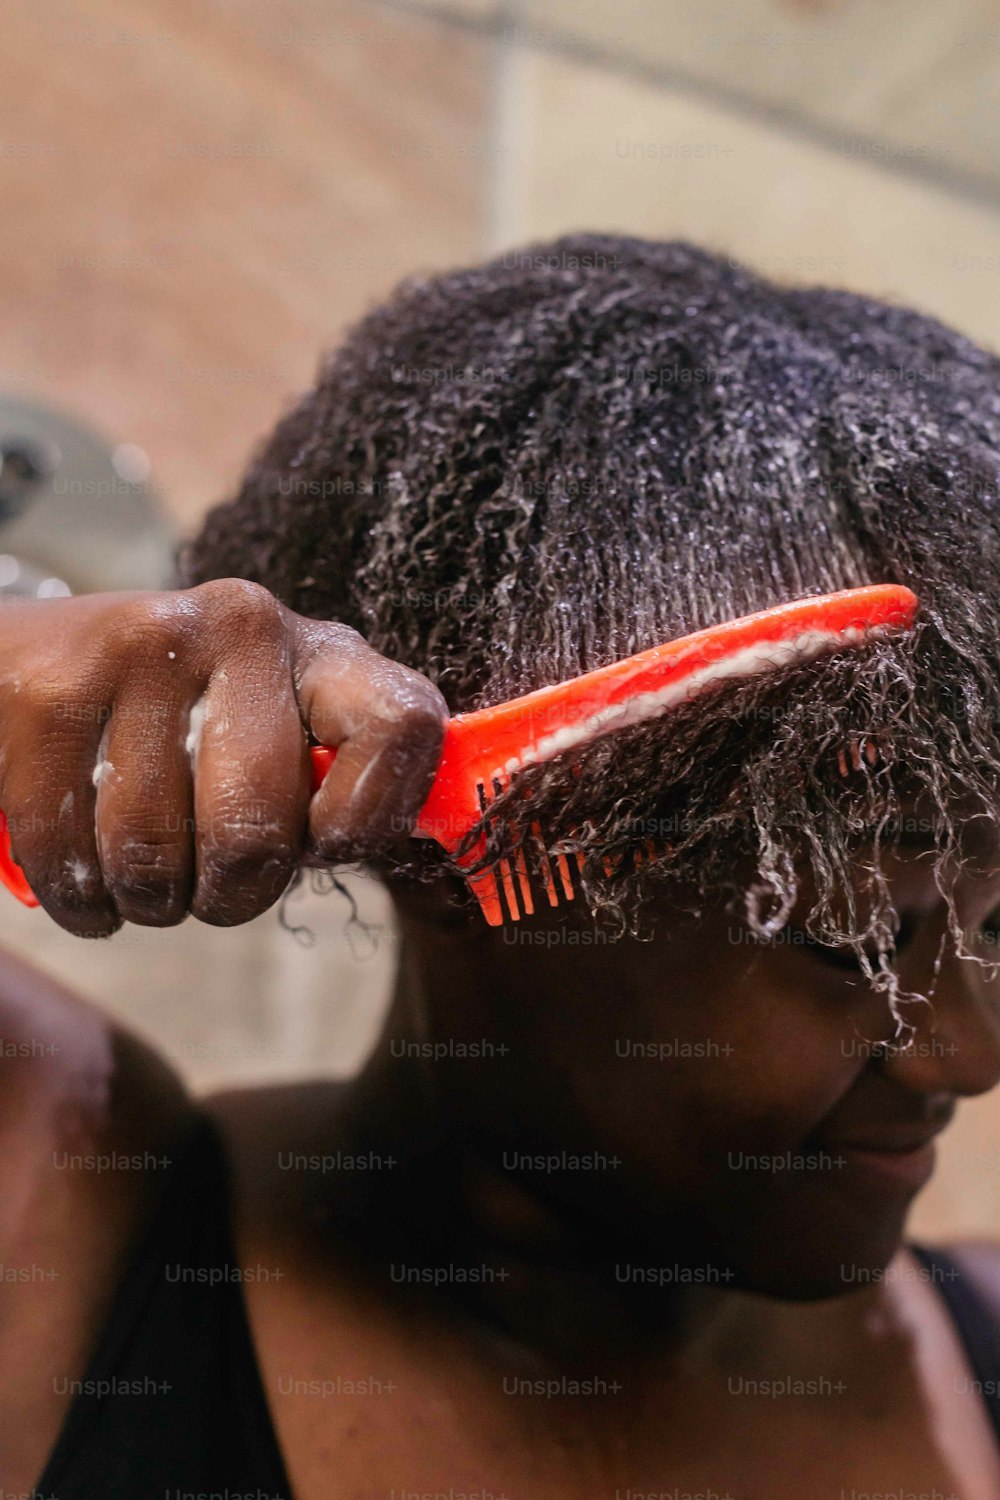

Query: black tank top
[[35, 1112, 292, 1498], [32, 1116, 1000, 1497]]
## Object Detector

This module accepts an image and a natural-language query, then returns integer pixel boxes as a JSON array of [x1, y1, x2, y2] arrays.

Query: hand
[[0, 579, 447, 937]]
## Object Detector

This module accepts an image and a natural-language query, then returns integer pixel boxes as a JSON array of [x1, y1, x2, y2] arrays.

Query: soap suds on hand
[[92, 721, 113, 789], [68, 856, 94, 891], [186, 695, 208, 766]]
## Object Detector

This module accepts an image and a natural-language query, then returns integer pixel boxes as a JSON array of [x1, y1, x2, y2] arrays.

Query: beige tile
[[513, 0, 1000, 194], [494, 48, 1000, 351], [912, 1092, 1000, 1242], [0, 0, 491, 532], [0, 871, 397, 1093], [434, 0, 501, 18]]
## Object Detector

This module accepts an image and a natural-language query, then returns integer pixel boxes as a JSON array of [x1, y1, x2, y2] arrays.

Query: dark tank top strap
[[910, 1242, 1000, 1447], [35, 1110, 293, 1499]]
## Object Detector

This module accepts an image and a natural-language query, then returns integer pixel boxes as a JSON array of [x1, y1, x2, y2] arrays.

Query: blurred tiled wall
[[1, 0, 490, 529], [2, 0, 999, 1234]]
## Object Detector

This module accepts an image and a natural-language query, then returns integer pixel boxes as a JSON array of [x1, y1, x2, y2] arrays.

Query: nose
[[878, 911, 1000, 1098]]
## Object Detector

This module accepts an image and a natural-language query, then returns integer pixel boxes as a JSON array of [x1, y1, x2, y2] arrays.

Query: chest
[[242, 1274, 1000, 1500]]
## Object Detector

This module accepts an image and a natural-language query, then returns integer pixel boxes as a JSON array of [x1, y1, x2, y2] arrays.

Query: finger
[[1, 687, 121, 938], [290, 618, 447, 860], [94, 672, 198, 927], [191, 656, 310, 928]]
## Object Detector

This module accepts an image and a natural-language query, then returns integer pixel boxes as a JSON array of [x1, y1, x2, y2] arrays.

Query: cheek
[[571, 943, 883, 1165]]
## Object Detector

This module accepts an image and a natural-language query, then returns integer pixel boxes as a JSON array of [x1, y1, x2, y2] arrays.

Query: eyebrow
[[892, 824, 938, 849], [839, 819, 940, 857]]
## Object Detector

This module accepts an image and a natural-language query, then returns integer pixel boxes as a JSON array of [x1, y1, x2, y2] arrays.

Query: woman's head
[[179, 235, 1000, 1296], [179, 233, 1000, 979]]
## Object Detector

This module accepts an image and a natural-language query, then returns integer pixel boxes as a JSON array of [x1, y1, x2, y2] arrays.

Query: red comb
[[0, 584, 917, 925]]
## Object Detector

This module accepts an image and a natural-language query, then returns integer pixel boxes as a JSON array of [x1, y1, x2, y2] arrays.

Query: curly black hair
[[177, 234, 1000, 1021]]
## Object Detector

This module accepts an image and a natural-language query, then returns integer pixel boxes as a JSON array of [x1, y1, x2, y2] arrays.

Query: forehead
[[876, 792, 1000, 871], [814, 748, 999, 864]]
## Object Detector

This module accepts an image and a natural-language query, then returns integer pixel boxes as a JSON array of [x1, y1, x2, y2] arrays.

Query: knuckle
[[206, 831, 291, 874], [49, 903, 122, 939], [380, 702, 447, 767], [104, 835, 190, 912], [188, 577, 284, 639], [193, 847, 292, 925], [198, 800, 295, 881], [35, 850, 107, 910], [15, 667, 105, 737], [114, 593, 195, 659], [304, 619, 365, 653], [405, 674, 448, 724], [377, 674, 447, 740]]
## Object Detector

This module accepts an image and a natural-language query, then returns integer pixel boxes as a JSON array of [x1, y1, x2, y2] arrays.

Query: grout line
[[364, 0, 1000, 219]]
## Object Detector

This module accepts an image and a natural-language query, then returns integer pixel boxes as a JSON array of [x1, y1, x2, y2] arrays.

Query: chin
[[729, 1210, 912, 1301]]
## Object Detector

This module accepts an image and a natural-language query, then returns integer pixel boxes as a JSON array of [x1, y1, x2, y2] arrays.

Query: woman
[[3, 235, 1000, 1496]]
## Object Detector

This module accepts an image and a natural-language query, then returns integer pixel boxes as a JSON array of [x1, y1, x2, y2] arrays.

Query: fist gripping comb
[[0, 585, 917, 925]]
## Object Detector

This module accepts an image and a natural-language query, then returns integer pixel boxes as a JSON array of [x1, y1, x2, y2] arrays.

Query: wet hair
[[178, 234, 1000, 1021]]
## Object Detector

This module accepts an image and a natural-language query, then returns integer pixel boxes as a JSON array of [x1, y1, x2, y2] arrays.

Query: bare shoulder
[[0, 942, 197, 1482], [0, 942, 195, 1235]]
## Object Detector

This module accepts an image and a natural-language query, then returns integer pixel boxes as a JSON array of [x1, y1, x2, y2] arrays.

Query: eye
[[794, 914, 917, 973], [976, 904, 1000, 951]]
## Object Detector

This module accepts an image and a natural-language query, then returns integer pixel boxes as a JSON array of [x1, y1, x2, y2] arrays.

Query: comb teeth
[[464, 772, 636, 926], [475, 773, 540, 924], [464, 774, 566, 924]]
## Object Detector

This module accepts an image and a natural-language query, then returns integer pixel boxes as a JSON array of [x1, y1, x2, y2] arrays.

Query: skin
[[0, 580, 448, 932], [2, 581, 1000, 1496]]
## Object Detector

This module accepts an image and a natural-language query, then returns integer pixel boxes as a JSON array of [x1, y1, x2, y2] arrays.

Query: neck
[[338, 936, 768, 1368]]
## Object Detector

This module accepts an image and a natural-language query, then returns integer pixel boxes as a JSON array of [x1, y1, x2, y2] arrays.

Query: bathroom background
[[3, 0, 1000, 1238]]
